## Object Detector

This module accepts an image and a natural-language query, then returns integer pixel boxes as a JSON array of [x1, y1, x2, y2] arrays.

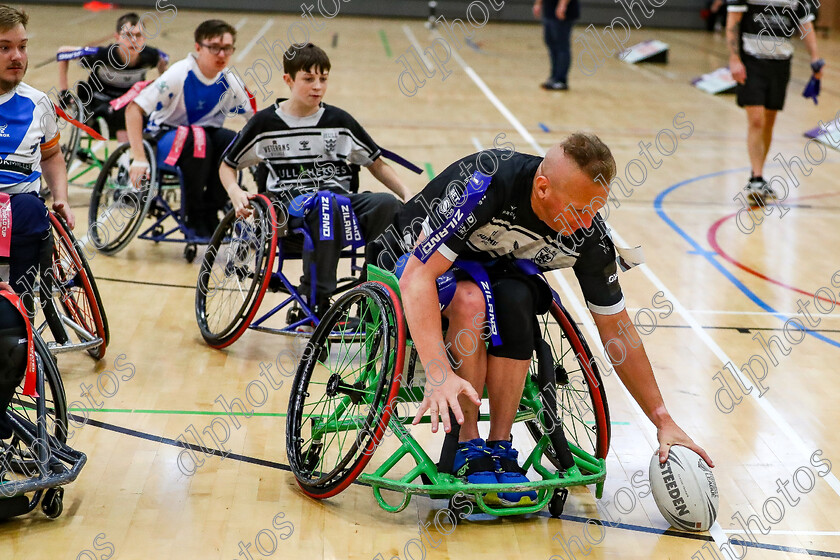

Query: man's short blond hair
[[560, 132, 616, 184], [0, 5, 28, 33]]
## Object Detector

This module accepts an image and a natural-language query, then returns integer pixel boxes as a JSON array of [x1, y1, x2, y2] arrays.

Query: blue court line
[[538, 122, 550, 133], [653, 168, 840, 350]]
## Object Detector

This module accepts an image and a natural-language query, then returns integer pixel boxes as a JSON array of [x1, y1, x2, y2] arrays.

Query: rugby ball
[[649, 446, 718, 531]]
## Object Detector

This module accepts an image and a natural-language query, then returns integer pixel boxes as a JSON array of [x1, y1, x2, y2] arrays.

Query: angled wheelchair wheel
[[286, 282, 405, 499], [195, 194, 277, 349], [525, 299, 610, 472], [60, 117, 81, 173], [45, 213, 109, 359], [3, 333, 69, 477], [88, 140, 157, 255]]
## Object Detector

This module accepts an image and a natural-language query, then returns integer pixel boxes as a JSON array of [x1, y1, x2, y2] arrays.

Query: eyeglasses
[[201, 43, 235, 56]]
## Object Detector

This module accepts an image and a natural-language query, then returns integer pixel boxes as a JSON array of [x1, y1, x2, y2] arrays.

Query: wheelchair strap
[[163, 125, 206, 166], [379, 147, 423, 175], [55, 46, 99, 62], [289, 191, 364, 249], [0, 193, 10, 258], [109, 80, 151, 111], [0, 290, 37, 398], [413, 170, 491, 264], [54, 104, 105, 141]]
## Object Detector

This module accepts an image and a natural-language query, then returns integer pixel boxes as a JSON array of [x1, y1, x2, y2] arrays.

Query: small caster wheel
[[41, 487, 64, 519], [548, 488, 568, 518], [286, 306, 304, 325], [300, 440, 323, 472], [448, 493, 473, 521], [184, 244, 197, 263], [152, 225, 164, 239]]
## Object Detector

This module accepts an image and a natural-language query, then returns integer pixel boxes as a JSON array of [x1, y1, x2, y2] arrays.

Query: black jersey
[[77, 45, 165, 100], [727, 0, 817, 60], [396, 150, 624, 315], [222, 99, 381, 197]]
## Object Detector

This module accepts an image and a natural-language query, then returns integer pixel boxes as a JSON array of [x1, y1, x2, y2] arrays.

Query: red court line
[[706, 192, 840, 304]]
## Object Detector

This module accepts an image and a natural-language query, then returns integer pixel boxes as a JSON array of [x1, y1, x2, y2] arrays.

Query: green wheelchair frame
[[286, 266, 610, 517], [61, 113, 111, 187]]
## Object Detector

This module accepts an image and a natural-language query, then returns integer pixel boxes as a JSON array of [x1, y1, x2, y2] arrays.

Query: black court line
[[73, 413, 840, 557], [97, 276, 197, 290]]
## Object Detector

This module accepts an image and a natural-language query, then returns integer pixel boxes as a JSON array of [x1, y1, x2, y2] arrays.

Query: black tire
[[61, 119, 81, 173], [195, 195, 277, 349], [548, 488, 568, 518], [3, 333, 69, 477], [88, 140, 157, 255], [41, 487, 64, 518], [525, 299, 611, 473], [286, 282, 405, 499], [49, 213, 109, 359]]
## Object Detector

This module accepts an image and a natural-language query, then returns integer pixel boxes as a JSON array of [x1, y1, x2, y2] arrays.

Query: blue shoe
[[489, 440, 538, 507], [452, 438, 500, 504]]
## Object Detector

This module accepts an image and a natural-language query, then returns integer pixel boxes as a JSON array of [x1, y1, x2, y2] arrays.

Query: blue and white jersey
[[0, 82, 60, 194], [133, 53, 253, 132]]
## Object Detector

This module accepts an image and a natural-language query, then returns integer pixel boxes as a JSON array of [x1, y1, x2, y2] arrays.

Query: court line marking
[[471, 136, 484, 152], [235, 19, 274, 63], [235, 17, 249, 31], [627, 307, 840, 318], [73, 414, 840, 557], [425, 25, 840, 553], [378, 30, 392, 58], [723, 529, 840, 537]]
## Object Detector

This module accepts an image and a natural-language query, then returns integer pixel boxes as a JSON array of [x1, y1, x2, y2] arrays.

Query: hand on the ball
[[657, 420, 714, 467]]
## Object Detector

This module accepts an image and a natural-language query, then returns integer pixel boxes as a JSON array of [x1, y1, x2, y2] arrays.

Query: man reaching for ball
[[385, 134, 713, 507]]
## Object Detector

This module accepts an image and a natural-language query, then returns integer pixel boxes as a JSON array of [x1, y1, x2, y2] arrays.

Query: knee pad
[[0, 297, 28, 422], [486, 276, 551, 361]]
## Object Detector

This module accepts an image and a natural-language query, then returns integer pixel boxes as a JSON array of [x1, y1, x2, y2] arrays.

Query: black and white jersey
[[727, 0, 818, 60], [395, 150, 625, 315], [222, 99, 381, 196], [59, 45, 167, 100]]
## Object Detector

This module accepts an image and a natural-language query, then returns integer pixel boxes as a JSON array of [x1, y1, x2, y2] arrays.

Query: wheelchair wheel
[[60, 118, 81, 173], [286, 282, 405, 499], [195, 195, 277, 348], [3, 333, 69, 476], [525, 299, 610, 472], [88, 140, 157, 255], [48, 213, 109, 359]]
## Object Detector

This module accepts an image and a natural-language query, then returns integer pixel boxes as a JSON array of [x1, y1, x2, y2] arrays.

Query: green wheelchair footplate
[[325, 264, 611, 517]]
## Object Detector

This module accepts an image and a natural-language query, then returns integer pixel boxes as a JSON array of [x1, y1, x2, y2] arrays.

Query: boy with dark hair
[[56, 12, 169, 142], [220, 43, 410, 324], [125, 19, 253, 237]]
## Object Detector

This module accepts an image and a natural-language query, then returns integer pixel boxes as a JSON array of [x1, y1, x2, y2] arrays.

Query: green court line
[[378, 29, 392, 57], [64, 406, 631, 425], [424, 162, 435, 180]]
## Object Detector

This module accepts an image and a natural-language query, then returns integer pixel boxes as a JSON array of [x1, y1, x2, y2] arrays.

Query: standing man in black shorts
[[383, 133, 712, 507], [726, 0, 823, 202]]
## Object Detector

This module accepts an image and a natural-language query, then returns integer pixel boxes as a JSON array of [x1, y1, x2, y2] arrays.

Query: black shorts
[[736, 55, 791, 111]]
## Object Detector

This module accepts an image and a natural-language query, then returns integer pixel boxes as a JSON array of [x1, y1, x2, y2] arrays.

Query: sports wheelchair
[[194, 193, 364, 349], [87, 133, 233, 262], [284, 266, 610, 517], [0, 301, 87, 520], [0, 213, 109, 360], [58, 99, 113, 189]]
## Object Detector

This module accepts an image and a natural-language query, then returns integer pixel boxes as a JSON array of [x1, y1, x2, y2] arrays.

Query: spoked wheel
[[45, 213, 109, 359], [525, 298, 610, 472], [3, 333, 69, 477], [286, 282, 405, 498], [195, 194, 277, 348], [60, 114, 81, 173], [88, 140, 157, 255]]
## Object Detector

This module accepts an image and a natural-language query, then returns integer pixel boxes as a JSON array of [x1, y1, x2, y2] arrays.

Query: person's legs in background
[[542, 17, 573, 90]]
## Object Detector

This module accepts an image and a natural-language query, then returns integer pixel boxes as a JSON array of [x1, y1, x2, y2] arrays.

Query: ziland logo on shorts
[[0, 124, 8, 138]]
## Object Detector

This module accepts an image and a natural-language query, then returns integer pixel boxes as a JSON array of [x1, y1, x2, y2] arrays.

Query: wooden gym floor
[[5, 5, 840, 559]]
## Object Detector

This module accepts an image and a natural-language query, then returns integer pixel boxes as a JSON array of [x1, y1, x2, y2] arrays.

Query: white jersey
[[133, 54, 253, 132], [0, 82, 60, 194]]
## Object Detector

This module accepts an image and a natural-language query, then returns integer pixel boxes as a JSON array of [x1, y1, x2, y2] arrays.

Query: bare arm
[[220, 162, 254, 218], [591, 308, 714, 466], [402, 250, 481, 433], [56, 46, 80, 91], [532, 0, 542, 18], [157, 56, 169, 74], [367, 158, 412, 201], [40, 143, 75, 229], [556, 0, 571, 19], [726, 11, 746, 83], [800, 21, 823, 77], [125, 102, 149, 188]]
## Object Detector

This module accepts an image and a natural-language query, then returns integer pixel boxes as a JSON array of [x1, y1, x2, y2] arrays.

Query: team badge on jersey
[[533, 246, 559, 266], [0, 124, 9, 138], [322, 130, 338, 153]]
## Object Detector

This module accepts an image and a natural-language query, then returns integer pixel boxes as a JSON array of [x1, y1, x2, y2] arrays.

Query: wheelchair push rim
[[88, 140, 157, 255], [195, 194, 278, 349], [286, 281, 405, 499], [46, 213, 109, 360]]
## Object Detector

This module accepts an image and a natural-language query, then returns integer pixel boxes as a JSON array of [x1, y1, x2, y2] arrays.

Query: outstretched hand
[[412, 372, 481, 433], [52, 200, 75, 230], [656, 420, 714, 467]]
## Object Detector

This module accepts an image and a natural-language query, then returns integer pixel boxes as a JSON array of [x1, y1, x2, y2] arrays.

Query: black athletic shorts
[[736, 55, 792, 111]]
